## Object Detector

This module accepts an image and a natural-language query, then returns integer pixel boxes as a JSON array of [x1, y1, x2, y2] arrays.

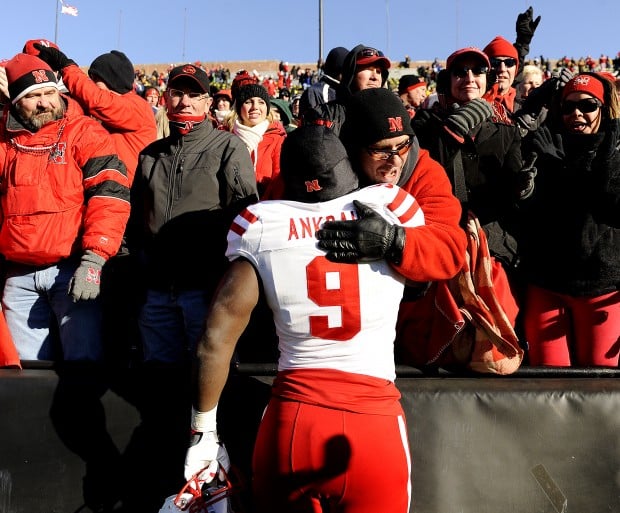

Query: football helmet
[[158, 464, 243, 513]]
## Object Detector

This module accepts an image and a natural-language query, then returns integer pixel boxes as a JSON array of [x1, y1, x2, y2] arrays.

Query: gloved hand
[[184, 431, 231, 482], [316, 200, 405, 264], [444, 99, 493, 139], [516, 6, 541, 46], [517, 152, 538, 200], [68, 250, 106, 302], [33, 43, 76, 71], [550, 67, 573, 89], [531, 125, 565, 163]]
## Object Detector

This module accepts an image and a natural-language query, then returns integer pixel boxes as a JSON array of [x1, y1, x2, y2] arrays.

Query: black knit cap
[[398, 74, 425, 95], [342, 88, 414, 147], [280, 124, 359, 203], [234, 83, 271, 114], [88, 50, 134, 94], [323, 46, 349, 77]]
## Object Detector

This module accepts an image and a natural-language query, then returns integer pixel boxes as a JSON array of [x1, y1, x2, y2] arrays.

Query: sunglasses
[[365, 137, 413, 160], [560, 98, 602, 115], [358, 47, 384, 58], [490, 57, 517, 69], [451, 65, 489, 78], [167, 88, 207, 101]]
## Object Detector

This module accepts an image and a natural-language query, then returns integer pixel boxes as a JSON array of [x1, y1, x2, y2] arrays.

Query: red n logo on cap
[[32, 70, 49, 84], [305, 179, 322, 192], [388, 116, 403, 132]]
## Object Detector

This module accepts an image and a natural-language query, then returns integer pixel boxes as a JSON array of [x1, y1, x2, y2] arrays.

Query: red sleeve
[[72, 117, 131, 260], [395, 149, 466, 281], [61, 65, 157, 182]]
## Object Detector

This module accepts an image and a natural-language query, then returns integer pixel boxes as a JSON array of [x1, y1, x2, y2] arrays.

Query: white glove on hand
[[185, 406, 230, 482], [184, 430, 231, 482]]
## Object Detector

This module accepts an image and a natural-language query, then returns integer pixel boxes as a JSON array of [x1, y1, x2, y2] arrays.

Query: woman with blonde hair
[[226, 71, 286, 199]]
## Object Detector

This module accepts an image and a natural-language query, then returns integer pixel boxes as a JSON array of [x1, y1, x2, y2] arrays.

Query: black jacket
[[518, 120, 620, 296], [413, 105, 523, 267]]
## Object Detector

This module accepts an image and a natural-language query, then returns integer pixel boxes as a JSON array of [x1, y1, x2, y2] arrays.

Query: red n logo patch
[[305, 179, 322, 192], [31, 70, 48, 84], [388, 116, 403, 132]]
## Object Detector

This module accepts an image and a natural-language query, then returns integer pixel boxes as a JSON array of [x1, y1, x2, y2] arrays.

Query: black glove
[[517, 152, 538, 200], [551, 67, 573, 89], [33, 43, 76, 71], [516, 6, 541, 46], [445, 99, 493, 138], [531, 125, 565, 163], [316, 200, 405, 265]]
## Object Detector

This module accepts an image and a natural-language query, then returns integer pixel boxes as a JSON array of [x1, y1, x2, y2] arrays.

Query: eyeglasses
[[167, 88, 207, 101], [365, 137, 413, 160], [451, 65, 489, 78], [358, 47, 384, 59], [560, 98, 601, 115], [490, 57, 517, 69]]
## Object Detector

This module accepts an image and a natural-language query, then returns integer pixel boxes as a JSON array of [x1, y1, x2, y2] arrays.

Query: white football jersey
[[227, 183, 425, 381]]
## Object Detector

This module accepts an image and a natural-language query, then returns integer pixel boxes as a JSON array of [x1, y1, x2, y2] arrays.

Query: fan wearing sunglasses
[[518, 72, 620, 368], [410, 47, 526, 343], [482, 35, 521, 114]]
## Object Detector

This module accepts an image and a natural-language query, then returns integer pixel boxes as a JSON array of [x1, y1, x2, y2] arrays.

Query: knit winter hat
[[398, 75, 426, 95], [561, 74, 606, 105], [231, 70, 258, 102], [280, 124, 359, 203], [483, 36, 519, 65], [342, 88, 414, 147], [88, 50, 134, 94], [5, 53, 58, 104], [234, 83, 271, 114], [323, 46, 349, 78], [168, 63, 210, 94]]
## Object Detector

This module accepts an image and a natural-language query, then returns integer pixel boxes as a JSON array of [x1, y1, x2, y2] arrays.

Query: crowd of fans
[[0, 4, 619, 512], [130, 52, 620, 121]]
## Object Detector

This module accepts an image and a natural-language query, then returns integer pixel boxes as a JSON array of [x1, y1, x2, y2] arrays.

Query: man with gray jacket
[[127, 63, 257, 509]]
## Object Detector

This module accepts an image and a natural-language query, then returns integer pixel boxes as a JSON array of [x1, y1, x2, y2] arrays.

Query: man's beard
[[15, 101, 65, 132]]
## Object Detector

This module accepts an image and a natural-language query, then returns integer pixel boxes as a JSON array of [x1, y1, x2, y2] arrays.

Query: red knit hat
[[4, 53, 58, 104], [483, 36, 519, 65], [561, 74, 606, 105]]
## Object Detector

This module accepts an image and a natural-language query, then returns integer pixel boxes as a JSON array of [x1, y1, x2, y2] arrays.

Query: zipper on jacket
[[165, 141, 184, 222]]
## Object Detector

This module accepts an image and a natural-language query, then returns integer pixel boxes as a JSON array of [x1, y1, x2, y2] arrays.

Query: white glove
[[184, 430, 231, 482], [184, 406, 230, 482]]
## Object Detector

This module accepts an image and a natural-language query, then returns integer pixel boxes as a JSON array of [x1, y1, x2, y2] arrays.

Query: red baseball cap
[[22, 39, 59, 56], [355, 47, 391, 70], [446, 47, 490, 71]]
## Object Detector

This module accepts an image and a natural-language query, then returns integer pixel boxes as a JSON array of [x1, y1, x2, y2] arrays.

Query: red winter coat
[[255, 121, 286, 199], [396, 148, 466, 281], [61, 64, 157, 183], [0, 96, 130, 265]]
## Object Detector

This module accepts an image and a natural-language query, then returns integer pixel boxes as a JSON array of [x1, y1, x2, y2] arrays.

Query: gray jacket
[[129, 119, 257, 291]]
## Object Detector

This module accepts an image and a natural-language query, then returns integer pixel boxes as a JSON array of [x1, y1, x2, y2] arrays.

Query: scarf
[[167, 113, 207, 135], [233, 119, 269, 168]]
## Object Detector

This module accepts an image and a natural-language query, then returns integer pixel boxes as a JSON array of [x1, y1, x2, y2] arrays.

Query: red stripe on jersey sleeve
[[398, 201, 421, 224], [388, 186, 421, 225], [230, 208, 259, 236]]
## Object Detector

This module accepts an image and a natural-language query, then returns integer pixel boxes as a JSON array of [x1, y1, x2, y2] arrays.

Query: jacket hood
[[338, 44, 390, 100]]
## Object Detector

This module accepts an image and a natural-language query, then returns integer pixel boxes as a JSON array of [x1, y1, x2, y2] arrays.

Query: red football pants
[[524, 284, 620, 366], [252, 398, 411, 513]]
